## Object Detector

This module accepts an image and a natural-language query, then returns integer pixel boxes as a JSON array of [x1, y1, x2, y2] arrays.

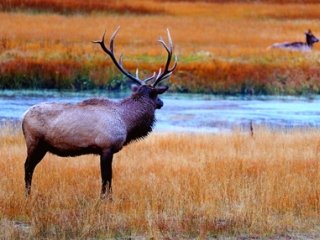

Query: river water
[[1, 90, 320, 133]]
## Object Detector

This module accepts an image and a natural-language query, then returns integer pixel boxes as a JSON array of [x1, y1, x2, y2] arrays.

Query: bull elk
[[22, 27, 177, 198], [269, 29, 319, 51]]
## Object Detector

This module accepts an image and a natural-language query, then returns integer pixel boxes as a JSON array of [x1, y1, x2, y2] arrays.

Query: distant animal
[[269, 29, 319, 51], [22, 27, 177, 199]]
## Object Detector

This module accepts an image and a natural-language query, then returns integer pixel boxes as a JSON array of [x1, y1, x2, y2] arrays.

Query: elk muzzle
[[156, 98, 164, 109]]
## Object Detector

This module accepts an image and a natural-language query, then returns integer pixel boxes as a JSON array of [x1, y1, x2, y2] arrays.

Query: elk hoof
[[100, 193, 113, 201]]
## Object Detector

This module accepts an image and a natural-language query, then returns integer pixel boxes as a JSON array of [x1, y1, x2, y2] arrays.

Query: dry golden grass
[[1, 124, 320, 238], [2, 3, 320, 55], [1, 2, 320, 93], [0, 0, 165, 15]]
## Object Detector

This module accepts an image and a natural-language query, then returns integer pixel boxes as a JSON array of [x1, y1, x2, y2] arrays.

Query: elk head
[[93, 27, 177, 109], [305, 29, 319, 47]]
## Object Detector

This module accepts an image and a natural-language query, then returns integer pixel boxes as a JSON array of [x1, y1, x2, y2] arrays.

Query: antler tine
[[109, 26, 120, 53], [152, 29, 177, 87], [93, 27, 144, 85], [158, 38, 170, 53], [170, 55, 178, 71], [167, 28, 173, 48], [92, 30, 109, 54], [145, 72, 157, 83], [135, 68, 140, 80], [119, 54, 123, 66], [156, 68, 162, 80]]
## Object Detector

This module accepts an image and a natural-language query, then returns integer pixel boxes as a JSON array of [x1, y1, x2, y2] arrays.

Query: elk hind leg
[[24, 142, 47, 196]]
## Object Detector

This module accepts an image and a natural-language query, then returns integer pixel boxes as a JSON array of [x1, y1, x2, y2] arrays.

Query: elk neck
[[306, 37, 315, 48], [119, 94, 157, 144]]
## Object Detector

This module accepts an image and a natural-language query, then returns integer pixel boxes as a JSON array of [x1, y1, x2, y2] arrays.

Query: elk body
[[22, 27, 177, 198], [269, 29, 319, 51]]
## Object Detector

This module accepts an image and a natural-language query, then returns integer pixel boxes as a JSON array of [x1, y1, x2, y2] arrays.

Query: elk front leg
[[100, 149, 113, 199]]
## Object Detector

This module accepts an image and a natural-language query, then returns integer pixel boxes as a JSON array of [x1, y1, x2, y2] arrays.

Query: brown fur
[[80, 98, 113, 106], [22, 85, 164, 198], [23, 27, 176, 199], [269, 29, 319, 51]]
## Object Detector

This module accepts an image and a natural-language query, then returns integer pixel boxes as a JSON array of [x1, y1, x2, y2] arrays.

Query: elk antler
[[93, 26, 145, 85], [93, 27, 177, 87], [152, 29, 177, 87]]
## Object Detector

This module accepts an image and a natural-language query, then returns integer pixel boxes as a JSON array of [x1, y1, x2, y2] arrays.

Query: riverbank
[[1, 2, 320, 94], [1, 126, 320, 238]]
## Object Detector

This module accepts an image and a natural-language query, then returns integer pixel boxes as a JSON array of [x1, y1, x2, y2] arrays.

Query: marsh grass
[[1, 2, 320, 93], [1, 125, 320, 238]]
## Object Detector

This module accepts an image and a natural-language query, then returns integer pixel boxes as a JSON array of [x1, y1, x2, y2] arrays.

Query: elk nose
[[156, 99, 164, 109]]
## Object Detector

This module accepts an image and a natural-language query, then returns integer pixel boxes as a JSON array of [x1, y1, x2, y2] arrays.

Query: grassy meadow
[[1, 1, 320, 239], [1, 1, 320, 94], [0, 125, 320, 238]]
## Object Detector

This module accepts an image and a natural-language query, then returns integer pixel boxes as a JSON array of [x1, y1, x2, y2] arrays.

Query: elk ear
[[156, 86, 169, 94], [131, 84, 139, 92]]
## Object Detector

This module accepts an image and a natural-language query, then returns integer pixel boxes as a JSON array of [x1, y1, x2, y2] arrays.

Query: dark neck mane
[[305, 32, 318, 48], [119, 95, 156, 145], [306, 36, 314, 47]]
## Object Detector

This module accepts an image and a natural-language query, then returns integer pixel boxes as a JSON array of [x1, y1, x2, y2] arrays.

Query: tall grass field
[[1, 1, 320, 94], [1, 125, 320, 238], [1, 1, 320, 239]]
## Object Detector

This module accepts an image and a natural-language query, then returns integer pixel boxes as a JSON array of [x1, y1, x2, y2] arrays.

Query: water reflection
[[1, 90, 320, 132]]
